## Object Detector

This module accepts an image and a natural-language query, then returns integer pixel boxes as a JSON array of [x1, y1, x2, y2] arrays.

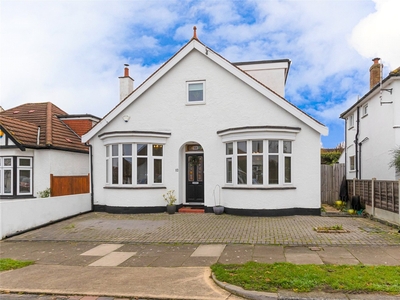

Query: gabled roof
[[340, 66, 400, 119], [0, 102, 89, 153], [83, 37, 328, 142]]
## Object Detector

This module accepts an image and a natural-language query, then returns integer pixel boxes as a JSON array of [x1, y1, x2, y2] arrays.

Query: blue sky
[[1, 0, 399, 148]]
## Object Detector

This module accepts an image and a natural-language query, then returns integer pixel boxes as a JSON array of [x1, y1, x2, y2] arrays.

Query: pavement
[[1, 211, 400, 300]]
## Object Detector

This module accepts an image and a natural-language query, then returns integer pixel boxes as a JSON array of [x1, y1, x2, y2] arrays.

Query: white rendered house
[[340, 59, 400, 180], [83, 29, 328, 215]]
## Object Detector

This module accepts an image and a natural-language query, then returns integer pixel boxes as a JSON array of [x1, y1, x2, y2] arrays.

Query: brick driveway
[[8, 212, 400, 246]]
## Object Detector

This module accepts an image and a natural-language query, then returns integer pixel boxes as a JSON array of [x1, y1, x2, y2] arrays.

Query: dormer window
[[187, 81, 205, 104]]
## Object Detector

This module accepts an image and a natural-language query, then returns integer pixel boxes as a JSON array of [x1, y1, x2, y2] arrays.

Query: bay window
[[105, 143, 163, 186], [224, 140, 292, 186]]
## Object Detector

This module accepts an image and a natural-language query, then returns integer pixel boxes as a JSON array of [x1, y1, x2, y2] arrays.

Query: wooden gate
[[50, 174, 90, 197], [321, 164, 345, 205]]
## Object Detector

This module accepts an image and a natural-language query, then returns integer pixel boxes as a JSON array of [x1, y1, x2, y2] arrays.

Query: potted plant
[[213, 185, 224, 215], [163, 190, 177, 214]]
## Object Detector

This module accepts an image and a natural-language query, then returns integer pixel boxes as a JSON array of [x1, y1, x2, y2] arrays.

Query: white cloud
[[1, 0, 396, 147], [350, 0, 400, 70]]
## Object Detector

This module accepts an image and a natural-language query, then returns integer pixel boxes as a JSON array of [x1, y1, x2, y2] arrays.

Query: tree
[[389, 146, 400, 173], [321, 151, 342, 165]]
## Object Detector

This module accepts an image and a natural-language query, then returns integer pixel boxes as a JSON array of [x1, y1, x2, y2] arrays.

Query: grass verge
[[0, 258, 35, 271], [211, 262, 400, 294]]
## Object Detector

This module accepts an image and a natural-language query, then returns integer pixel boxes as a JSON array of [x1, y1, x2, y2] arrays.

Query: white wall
[[0, 193, 91, 239], [0, 148, 90, 196], [345, 79, 399, 180], [89, 50, 322, 211]]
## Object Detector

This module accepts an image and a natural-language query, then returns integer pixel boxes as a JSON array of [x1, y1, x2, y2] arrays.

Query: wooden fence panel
[[50, 174, 90, 197], [321, 164, 345, 205], [347, 179, 399, 214]]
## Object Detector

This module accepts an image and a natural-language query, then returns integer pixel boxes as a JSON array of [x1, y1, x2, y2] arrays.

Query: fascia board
[[82, 41, 197, 143], [237, 61, 289, 71], [199, 43, 328, 136]]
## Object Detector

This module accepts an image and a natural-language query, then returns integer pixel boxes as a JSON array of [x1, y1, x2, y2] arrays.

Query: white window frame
[[349, 155, 355, 171], [17, 157, 32, 195], [348, 114, 354, 129], [187, 81, 205, 105], [0, 157, 13, 196], [362, 104, 368, 117], [105, 143, 164, 187], [224, 140, 293, 187], [226, 143, 233, 184]]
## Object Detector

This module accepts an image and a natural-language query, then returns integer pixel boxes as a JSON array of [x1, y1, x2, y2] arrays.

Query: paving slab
[[118, 255, 158, 267], [218, 244, 253, 264], [182, 256, 219, 267], [0, 265, 233, 300], [347, 246, 400, 265], [191, 244, 226, 257], [81, 244, 123, 256], [149, 251, 193, 267], [253, 245, 286, 263], [284, 246, 324, 265], [317, 246, 360, 265], [384, 245, 400, 260], [89, 252, 136, 267]]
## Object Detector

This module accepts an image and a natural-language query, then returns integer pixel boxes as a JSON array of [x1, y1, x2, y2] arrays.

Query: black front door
[[186, 154, 204, 203]]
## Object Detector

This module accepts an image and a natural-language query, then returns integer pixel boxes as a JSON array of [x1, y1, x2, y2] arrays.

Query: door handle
[[192, 182, 199, 184]]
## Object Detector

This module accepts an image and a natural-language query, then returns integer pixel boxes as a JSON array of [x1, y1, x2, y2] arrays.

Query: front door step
[[178, 206, 205, 213]]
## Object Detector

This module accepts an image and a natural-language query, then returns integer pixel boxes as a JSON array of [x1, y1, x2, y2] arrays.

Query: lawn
[[211, 262, 400, 294], [0, 258, 35, 271]]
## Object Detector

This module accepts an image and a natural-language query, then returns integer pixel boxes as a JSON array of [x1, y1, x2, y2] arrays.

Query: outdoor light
[[122, 115, 130, 122]]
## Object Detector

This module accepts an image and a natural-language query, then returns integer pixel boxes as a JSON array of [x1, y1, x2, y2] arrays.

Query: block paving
[[8, 212, 400, 246]]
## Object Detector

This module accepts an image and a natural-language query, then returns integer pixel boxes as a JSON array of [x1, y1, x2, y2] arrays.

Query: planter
[[166, 205, 176, 214], [213, 206, 224, 215]]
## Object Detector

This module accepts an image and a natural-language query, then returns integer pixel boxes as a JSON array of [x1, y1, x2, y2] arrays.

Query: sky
[[1, 0, 399, 148]]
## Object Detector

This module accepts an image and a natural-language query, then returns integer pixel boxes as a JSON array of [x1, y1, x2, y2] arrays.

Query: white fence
[[0, 193, 91, 239]]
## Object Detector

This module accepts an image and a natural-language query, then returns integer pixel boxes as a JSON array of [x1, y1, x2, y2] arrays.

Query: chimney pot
[[124, 64, 129, 77]]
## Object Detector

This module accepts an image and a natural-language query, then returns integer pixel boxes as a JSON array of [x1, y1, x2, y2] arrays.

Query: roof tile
[[0, 102, 88, 152]]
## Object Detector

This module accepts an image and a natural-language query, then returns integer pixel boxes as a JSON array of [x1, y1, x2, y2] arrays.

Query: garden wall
[[0, 193, 91, 239]]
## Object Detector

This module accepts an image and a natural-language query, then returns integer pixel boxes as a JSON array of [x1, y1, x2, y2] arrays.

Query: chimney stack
[[369, 57, 381, 89], [119, 64, 134, 102]]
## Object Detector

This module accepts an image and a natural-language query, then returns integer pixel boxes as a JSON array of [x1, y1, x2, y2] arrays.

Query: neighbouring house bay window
[[105, 143, 163, 186], [225, 140, 292, 186], [0, 156, 33, 197]]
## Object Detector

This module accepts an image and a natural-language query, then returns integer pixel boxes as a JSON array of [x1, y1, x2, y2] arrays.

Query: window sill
[[186, 102, 206, 106], [0, 195, 35, 200], [361, 114, 368, 119], [104, 186, 166, 190], [222, 186, 296, 190]]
